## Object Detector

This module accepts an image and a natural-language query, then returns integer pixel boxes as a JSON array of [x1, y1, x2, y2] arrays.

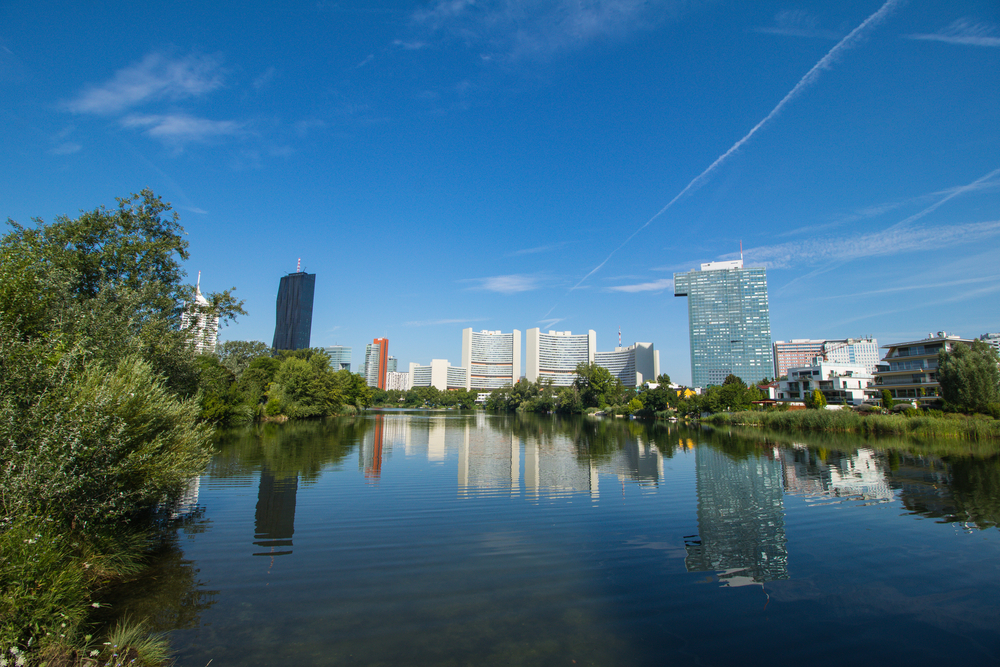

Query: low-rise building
[[777, 360, 873, 406], [872, 332, 975, 404], [409, 359, 468, 391]]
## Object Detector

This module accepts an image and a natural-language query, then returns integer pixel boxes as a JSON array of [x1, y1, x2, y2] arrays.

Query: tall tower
[[180, 271, 219, 354], [674, 258, 772, 387], [525, 329, 596, 386], [272, 262, 316, 351], [365, 338, 389, 389]]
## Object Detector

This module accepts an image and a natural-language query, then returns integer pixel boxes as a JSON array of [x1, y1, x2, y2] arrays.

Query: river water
[[121, 411, 1000, 666]]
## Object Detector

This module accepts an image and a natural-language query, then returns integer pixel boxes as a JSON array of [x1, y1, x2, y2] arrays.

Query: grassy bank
[[703, 410, 1000, 441]]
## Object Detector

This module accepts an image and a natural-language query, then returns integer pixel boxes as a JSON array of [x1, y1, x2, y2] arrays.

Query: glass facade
[[674, 261, 773, 387], [272, 272, 315, 351]]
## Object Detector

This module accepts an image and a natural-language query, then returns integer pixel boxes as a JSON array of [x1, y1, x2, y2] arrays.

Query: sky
[[2, 0, 998, 384]]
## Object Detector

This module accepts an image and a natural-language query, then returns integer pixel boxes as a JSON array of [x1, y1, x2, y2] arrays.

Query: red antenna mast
[[296, 258, 301, 273]]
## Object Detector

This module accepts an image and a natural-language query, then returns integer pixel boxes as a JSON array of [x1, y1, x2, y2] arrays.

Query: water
[[124, 412, 1000, 665]]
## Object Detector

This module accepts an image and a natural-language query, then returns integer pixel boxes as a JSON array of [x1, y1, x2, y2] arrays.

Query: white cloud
[[49, 142, 81, 155], [755, 10, 842, 39], [66, 53, 224, 115], [411, 0, 689, 60], [537, 317, 566, 329], [744, 220, 1000, 269], [253, 66, 277, 89], [121, 113, 244, 143], [466, 274, 540, 293], [606, 278, 674, 293], [907, 18, 1000, 47]]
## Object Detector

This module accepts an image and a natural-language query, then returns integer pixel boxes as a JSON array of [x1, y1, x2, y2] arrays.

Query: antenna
[[196, 270, 201, 290], [740, 240, 743, 262], [296, 258, 301, 273]]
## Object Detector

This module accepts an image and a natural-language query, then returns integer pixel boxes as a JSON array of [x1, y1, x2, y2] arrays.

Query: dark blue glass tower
[[272, 272, 315, 350]]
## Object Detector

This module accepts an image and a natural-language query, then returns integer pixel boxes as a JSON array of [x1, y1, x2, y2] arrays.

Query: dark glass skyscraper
[[674, 259, 773, 387], [272, 271, 315, 350]]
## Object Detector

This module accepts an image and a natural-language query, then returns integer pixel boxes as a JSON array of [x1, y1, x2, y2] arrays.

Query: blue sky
[[2, 0, 998, 384]]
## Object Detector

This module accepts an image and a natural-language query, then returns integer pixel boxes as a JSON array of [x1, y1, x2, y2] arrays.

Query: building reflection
[[684, 446, 789, 586], [781, 446, 893, 503], [253, 466, 298, 557]]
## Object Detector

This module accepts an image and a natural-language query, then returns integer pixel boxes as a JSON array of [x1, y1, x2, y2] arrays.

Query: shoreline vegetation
[[703, 409, 1000, 441]]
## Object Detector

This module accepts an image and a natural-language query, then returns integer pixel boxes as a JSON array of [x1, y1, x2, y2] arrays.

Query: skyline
[[3, 0, 998, 384]]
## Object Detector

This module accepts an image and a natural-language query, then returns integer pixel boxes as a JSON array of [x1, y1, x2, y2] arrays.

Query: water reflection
[[781, 446, 894, 504], [684, 446, 789, 587], [253, 467, 297, 556]]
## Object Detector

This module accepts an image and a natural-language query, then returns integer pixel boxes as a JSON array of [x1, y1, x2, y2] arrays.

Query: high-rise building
[[773, 338, 879, 378], [594, 342, 659, 387], [462, 329, 522, 390], [387, 356, 398, 373], [180, 272, 219, 354], [322, 345, 352, 372], [525, 329, 596, 386], [272, 268, 315, 351], [364, 338, 389, 389], [674, 259, 773, 387]]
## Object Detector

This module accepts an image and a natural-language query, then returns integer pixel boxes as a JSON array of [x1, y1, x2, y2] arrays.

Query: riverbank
[[703, 409, 1000, 441]]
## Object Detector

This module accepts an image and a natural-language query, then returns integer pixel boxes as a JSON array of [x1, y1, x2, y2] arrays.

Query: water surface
[[128, 412, 1000, 666]]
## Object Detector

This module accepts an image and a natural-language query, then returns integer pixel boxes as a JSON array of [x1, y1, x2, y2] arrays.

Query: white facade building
[[462, 329, 521, 391], [526, 329, 596, 386], [385, 371, 410, 391], [980, 333, 1000, 356], [777, 361, 873, 406], [594, 342, 660, 387], [409, 360, 468, 391], [180, 273, 219, 354]]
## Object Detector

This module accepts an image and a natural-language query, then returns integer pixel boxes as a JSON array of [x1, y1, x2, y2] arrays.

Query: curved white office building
[[462, 329, 521, 390], [594, 342, 659, 387], [526, 329, 596, 386]]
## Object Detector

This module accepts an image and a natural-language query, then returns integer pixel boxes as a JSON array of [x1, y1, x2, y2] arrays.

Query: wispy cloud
[[49, 142, 81, 155], [907, 18, 1000, 47], [507, 241, 572, 256], [392, 39, 427, 50], [745, 219, 1000, 269], [411, 0, 690, 60], [606, 278, 674, 293], [755, 10, 842, 39], [121, 113, 244, 144], [253, 66, 277, 89], [179, 206, 208, 215], [406, 317, 489, 327], [66, 53, 224, 115], [465, 274, 540, 293], [537, 318, 566, 329], [558, 0, 902, 299], [814, 274, 1000, 301]]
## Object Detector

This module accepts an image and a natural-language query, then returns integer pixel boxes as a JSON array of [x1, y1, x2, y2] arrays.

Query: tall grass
[[703, 410, 1000, 441]]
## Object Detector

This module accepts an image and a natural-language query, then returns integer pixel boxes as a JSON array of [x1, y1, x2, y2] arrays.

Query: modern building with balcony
[[526, 329, 596, 386], [674, 259, 773, 387], [777, 361, 873, 406], [872, 332, 975, 404], [773, 338, 880, 378], [364, 338, 389, 389], [594, 342, 660, 387], [180, 272, 219, 354], [462, 329, 521, 391]]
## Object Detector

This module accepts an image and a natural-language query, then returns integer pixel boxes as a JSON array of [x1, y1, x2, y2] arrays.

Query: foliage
[[938, 340, 1000, 415], [574, 362, 623, 408], [881, 389, 895, 411], [806, 388, 827, 410], [655, 373, 671, 385], [216, 340, 272, 377]]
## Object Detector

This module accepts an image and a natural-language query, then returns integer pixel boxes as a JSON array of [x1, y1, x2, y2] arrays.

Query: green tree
[[655, 373, 671, 385], [216, 340, 272, 376], [807, 388, 827, 410], [938, 340, 1000, 414], [574, 362, 619, 408], [881, 389, 895, 411]]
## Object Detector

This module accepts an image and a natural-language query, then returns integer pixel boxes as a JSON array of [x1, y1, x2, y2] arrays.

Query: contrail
[[559, 0, 903, 300]]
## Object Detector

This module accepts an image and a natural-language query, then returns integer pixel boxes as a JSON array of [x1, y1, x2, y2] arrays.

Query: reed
[[703, 410, 1000, 441]]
